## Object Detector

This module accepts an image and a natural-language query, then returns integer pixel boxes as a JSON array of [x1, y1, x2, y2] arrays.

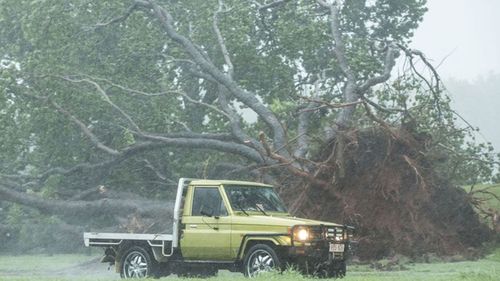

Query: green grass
[[0, 254, 91, 272], [0, 251, 499, 281]]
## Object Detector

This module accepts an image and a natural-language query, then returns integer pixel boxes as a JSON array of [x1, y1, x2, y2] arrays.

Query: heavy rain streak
[[0, 0, 499, 280]]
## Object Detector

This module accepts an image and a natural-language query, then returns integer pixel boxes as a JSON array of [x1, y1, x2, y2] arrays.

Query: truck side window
[[192, 187, 228, 217]]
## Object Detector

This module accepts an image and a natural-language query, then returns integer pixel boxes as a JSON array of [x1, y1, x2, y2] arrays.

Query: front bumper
[[288, 241, 349, 261]]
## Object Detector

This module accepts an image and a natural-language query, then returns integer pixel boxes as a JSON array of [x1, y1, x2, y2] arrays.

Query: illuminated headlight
[[297, 229, 309, 241], [293, 226, 311, 241]]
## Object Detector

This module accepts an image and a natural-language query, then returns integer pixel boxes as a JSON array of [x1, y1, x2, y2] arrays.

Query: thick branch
[[140, 133, 265, 163], [0, 184, 171, 219], [217, 89, 263, 152], [295, 107, 311, 159], [317, 0, 359, 135], [259, 132, 328, 187], [49, 99, 120, 155], [142, 0, 288, 154], [213, 0, 234, 78], [357, 45, 398, 94], [95, 2, 140, 28], [317, 0, 355, 82], [295, 79, 321, 159]]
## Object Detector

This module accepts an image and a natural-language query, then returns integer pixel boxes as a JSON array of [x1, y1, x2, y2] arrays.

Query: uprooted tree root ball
[[280, 127, 493, 260]]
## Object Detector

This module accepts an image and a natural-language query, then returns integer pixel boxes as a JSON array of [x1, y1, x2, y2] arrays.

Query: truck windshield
[[225, 185, 288, 213]]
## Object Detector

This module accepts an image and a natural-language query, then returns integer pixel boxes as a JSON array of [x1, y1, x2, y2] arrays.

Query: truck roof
[[189, 179, 273, 187]]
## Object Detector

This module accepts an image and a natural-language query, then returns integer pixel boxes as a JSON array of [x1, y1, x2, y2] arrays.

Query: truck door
[[180, 186, 232, 260]]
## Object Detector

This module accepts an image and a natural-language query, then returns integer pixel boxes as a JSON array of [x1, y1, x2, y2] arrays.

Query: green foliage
[[0, 0, 496, 254], [0, 0, 432, 195]]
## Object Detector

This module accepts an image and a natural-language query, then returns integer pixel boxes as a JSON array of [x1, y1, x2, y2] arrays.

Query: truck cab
[[84, 178, 353, 278]]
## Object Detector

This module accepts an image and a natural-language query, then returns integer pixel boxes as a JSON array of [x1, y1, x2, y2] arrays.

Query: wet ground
[[0, 255, 118, 280]]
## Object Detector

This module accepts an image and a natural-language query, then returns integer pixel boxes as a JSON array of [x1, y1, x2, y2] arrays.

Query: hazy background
[[413, 0, 500, 152]]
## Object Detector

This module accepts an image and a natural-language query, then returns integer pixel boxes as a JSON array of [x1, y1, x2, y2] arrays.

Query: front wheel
[[314, 261, 346, 278], [120, 246, 158, 279], [243, 244, 282, 277], [330, 261, 346, 278]]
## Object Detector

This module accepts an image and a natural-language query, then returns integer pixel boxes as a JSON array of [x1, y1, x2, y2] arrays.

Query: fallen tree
[[0, 0, 497, 258]]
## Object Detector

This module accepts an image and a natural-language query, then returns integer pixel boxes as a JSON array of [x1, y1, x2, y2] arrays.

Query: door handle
[[189, 224, 197, 228]]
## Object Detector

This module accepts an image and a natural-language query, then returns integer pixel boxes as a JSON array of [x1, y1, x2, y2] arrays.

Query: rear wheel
[[120, 246, 158, 279], [243, 244, 282, 277]]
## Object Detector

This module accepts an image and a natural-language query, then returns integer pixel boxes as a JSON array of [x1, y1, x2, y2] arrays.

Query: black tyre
[[120, 246, 158, 279], [317, 261, 346, 278], [243, 244, 282, 277], [331, 261, 346, 278], [311, 260, 346, 279]]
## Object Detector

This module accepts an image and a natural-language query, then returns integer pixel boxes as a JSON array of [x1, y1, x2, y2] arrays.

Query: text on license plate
[[329, 243, 345, 252]]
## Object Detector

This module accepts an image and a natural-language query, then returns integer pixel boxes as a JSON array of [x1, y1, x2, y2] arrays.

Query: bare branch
[[317, 0, 355, 82], [213, 0, 234, 78], [155, 131, 235, 142], [357, 45, 398, 94], [318, 0, 359, 136], [94, 2, 140, 29], [49, 99, 120, 155], [362, 102, 396, 136], [80, 75, 170, 97], [216, 88, 263, 152], [295, 79, 321, 158], [18, 90, 120, 156], [295, 109, 311, 158], [252, 0, 292, 12], [299, 96, 363, 110], [0, 184, 170, 219], [141, 0, 289, 154], [185, 67, 218, 83], [361, 95, 405, 114], [397, 44, 442, 117], [141, 159, 169, 182], [177, 89, 232, 120], [140, 133, 265, 163], [59, 76, 143, 134], [259, 132, 328, 187]]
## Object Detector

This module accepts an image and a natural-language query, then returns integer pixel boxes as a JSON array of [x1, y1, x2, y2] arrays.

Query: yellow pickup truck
[[84, 178, 354, 278]]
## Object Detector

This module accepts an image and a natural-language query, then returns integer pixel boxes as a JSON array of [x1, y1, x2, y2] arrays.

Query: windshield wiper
[[234, 203, 249, 216], [255, 204, 269, 216]]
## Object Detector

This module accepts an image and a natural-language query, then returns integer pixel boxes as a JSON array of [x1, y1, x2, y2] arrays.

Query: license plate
[[329, 243, 345, 252]]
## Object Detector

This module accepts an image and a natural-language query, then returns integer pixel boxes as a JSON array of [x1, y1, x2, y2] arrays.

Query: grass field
[[0, 248, 499, 281]]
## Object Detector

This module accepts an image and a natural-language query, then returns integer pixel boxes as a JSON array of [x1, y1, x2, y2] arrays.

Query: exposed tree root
[[280, 127, 493, 259]]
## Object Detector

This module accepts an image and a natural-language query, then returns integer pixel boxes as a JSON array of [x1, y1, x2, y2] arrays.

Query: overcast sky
[[412, 0, 500, 80], [412, 0, 500, 153]]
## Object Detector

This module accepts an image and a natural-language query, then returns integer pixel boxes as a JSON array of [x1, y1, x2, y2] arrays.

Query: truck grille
[[325, 227, 344, 241]]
